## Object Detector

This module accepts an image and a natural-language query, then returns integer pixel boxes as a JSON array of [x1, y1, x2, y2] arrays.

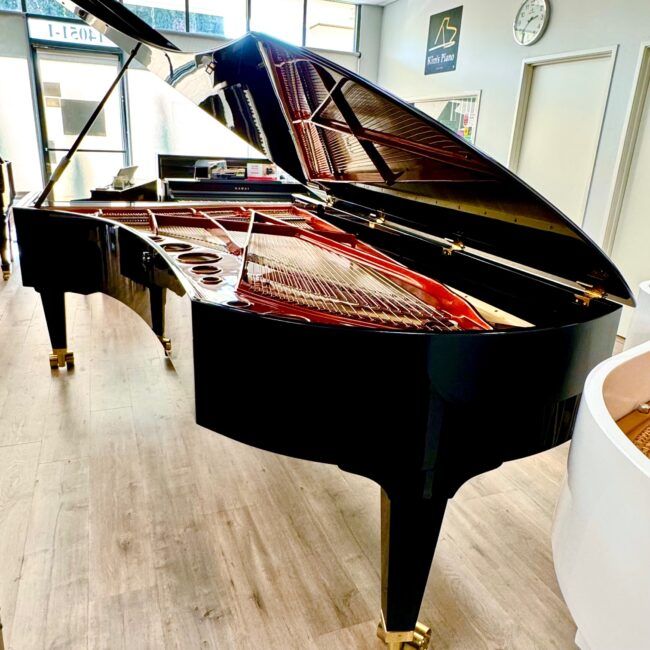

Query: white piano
[[553, 339, 650, 650]]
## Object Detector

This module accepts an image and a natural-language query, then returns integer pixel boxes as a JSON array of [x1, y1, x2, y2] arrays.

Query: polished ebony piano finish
[[14, 2, 635, 648]]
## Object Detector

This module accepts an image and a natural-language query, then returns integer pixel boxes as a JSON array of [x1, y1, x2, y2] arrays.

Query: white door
[[610, 61, 650, 336], [511, 52, 614, 224]]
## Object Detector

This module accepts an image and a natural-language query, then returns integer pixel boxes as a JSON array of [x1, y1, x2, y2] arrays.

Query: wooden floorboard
[[0, 255, 580, 649]]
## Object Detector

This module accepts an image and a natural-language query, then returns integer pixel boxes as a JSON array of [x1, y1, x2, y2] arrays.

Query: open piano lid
[[57, 0, 634, 306]]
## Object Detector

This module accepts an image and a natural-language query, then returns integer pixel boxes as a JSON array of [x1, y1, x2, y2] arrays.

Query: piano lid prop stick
[[236, 209, 258, 286], [35, 43, 142, 208]]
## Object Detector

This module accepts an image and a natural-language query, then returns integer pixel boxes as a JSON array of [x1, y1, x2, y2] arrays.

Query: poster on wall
[[414, 93, 479, 143], [424, 6, 463, 75]]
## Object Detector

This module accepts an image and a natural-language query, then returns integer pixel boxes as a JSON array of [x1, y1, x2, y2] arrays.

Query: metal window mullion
[[302, 0, 307, 46], [185, 0, 189, 32], [120, 49, 132, 165], [354, 4, 360, 54], [246, 0, 251, 32], [29, 44, 49, 187]]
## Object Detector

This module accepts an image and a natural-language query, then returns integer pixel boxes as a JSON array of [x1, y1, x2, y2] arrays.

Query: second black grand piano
[[13, 2, 634, 647]]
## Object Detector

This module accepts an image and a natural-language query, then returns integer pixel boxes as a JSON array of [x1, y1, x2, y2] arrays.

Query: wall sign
[[28, 17, 116, 48], [425, 6, 463, 75]]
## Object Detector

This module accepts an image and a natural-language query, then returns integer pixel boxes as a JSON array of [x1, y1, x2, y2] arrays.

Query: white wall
[[377, 0, 650, 244], [0, 11, 43, 192]]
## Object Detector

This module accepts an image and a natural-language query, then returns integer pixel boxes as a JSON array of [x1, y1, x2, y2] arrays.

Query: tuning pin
[[637, 403, 650, 414]]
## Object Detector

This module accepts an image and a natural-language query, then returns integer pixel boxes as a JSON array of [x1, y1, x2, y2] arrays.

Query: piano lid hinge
[[368, 212, 386, 229], [442, 238, 465, 256], [574, 282, 607, 306]]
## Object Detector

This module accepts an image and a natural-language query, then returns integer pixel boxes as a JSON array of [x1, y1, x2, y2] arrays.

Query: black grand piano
[[13, 1, 634, 648]]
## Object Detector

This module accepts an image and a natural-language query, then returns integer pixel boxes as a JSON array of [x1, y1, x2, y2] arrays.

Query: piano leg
[[377, 487, 447, 650], [150, 285, 171, 355], [40, 290, 74, 370]]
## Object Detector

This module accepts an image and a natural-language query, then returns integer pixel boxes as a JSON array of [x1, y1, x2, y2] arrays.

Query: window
[[306, 0, 356, 52], [250, 0, 304, 46], [0, 0, 20, 12], [25, 0, 74, 18], [19, 0, 359, 51], [124, 0, 185, 32], [189, 0, 246, 38]]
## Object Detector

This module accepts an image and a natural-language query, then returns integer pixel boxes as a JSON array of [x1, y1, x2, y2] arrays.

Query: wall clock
[[513, 0, 550, 46]]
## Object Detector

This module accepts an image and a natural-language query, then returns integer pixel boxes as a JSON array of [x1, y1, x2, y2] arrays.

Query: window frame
[[304, 0, 358, 53], [29, 41, 132, 197]]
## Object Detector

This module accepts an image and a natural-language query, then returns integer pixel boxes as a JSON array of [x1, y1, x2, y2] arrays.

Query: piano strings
[[244, 233, 461, 331], [62, 203, 492, 332]]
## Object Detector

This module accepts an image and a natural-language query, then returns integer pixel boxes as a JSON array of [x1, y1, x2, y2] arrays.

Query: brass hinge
[[574, 282, 606, 306], [442, 239, 465, 256], [368, 212, 386, 229]]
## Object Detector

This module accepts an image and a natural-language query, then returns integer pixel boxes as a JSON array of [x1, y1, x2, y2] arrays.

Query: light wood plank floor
[[0, 258, 581, 649]]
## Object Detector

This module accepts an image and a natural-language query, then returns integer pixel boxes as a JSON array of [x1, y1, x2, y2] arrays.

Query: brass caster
[[377, 620, 431, 650], [158, 336, 172, 356], [2, 270, 9, 281], [50, 349, 74, 370]]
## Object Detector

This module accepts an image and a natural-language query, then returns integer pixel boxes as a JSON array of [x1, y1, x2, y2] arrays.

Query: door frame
[[30, 40, 131, 187], [602, 42, 650, 254], [507, 46, 618, 225]]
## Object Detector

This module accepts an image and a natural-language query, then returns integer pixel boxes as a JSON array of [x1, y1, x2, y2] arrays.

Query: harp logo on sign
[[425, 6, 463, 75]]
